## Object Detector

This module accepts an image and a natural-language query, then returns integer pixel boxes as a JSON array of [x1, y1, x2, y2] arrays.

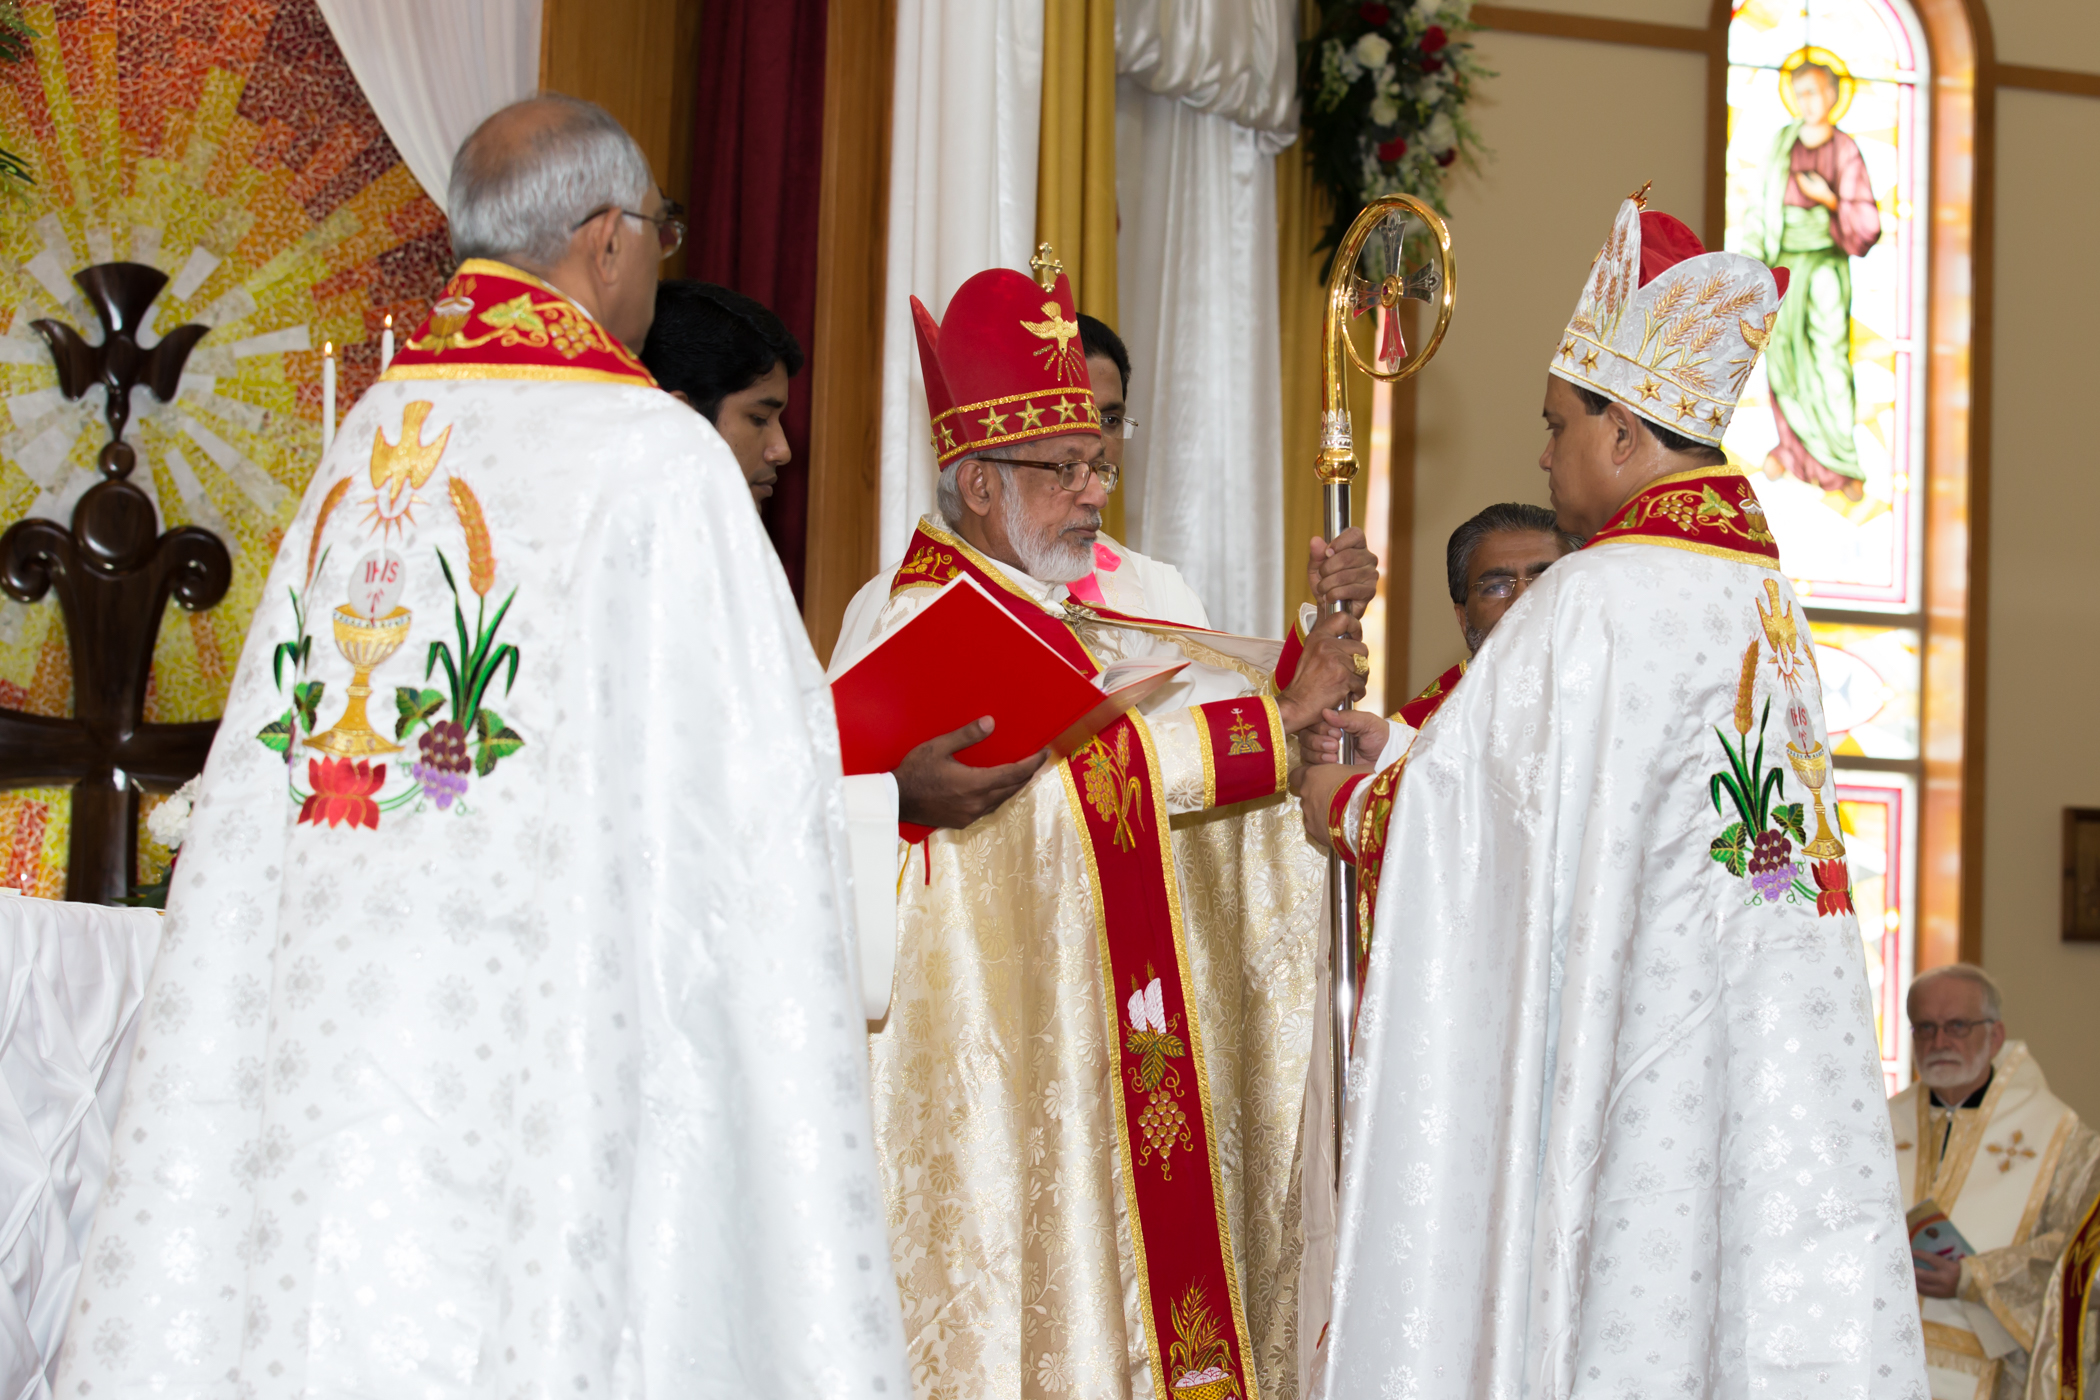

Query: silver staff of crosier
[[1313, 193, 1455, 1176]]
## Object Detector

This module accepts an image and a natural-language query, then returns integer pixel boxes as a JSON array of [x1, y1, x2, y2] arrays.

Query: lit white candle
[[380, 313, 395, 375], [322, 340, 336, 454]]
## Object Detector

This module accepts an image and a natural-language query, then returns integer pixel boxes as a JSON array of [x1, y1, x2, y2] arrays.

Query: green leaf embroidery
[[257, 710, 294, 754], [472, 707, 525, 778], [1709, 821, 1749, 878], [1772, 802, 1807, 845], [394, 687, 445, 740], [292, 681, 326, 734]]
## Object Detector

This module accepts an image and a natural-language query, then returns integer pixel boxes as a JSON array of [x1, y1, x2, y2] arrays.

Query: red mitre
[[911, 267, 1102, 466]]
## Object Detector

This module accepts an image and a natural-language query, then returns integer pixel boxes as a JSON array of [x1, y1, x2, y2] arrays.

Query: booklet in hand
[[831, 574, 1185, 833], [1905, 1199, 1975, 1261]]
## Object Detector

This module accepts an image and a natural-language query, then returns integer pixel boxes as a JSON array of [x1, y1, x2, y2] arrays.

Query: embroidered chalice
[[1784, 739, 1847, 859], [307, 548, 411, 757]]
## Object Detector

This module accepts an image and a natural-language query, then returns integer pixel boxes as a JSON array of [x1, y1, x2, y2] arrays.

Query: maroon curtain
[[687, 0, 829, 605]]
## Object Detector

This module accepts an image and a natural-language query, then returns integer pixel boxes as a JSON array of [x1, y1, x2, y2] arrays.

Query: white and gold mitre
[[1549, 186, 1790, 447]]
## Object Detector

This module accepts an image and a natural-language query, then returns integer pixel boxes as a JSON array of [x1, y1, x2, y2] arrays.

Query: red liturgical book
[[831, 574, 1185, 838]]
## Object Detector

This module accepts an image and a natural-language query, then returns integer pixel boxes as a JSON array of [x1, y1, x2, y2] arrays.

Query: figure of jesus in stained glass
[[1741, 50, 1881, 500]]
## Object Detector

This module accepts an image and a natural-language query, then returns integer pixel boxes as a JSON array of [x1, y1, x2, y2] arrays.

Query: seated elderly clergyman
[[1889, 963, 2100, 1400], [53, 94, 907, 1398]]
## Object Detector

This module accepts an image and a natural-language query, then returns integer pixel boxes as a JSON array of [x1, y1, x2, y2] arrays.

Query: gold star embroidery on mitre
[[1634, 375, 1662, 402], [1580, 349, 1599, 372], [1707, 405, 1726, 429], [937, 422, 957, 453], [1052, 396, 1079, 423], [1017, 401, 1045, 430], [978, 406, 1011, 436], [1675, 395, 1699, 419], [1558, 339, 1576, 360]]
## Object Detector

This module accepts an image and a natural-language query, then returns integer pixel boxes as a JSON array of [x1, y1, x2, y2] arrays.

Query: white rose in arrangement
[[1424, 112, 1457, 153], [1352, 32, 1392, 68], [1370, 93, 1401, 127], [147, 776, 200, 852]]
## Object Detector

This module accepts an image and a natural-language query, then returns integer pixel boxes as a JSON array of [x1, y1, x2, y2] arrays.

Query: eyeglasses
[[974, 454, 1121, 495], [1471, 569, 1555, 601], [1100, 411, 1140, 441], [571, 199, 688, 260], [1910, 1018, 1997, 1043]]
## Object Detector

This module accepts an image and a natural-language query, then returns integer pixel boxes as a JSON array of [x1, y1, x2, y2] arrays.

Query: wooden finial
[[1029, 242, 1064, 292]]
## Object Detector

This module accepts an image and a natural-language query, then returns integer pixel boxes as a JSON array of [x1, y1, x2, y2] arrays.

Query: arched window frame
[[1698, 0, 1989, 1085]]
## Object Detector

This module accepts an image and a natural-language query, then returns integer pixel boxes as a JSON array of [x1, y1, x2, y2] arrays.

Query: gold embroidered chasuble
[[835, 518, 1327, 1400], [1892, 1043, 2100, 1400]]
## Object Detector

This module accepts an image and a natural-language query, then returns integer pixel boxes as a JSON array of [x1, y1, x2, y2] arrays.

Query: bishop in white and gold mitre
[[1550, 183, 1790, 446]]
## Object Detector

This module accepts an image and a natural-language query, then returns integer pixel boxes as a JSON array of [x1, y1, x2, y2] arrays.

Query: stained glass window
[[1725, 0, 1929, 1088]]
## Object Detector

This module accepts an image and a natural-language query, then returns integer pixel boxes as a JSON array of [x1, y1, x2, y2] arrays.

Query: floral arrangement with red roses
[[1300, 0, 1489, 259]]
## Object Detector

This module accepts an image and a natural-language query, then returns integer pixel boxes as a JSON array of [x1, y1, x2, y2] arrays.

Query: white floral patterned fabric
[[1323, 538, 1927, 1398], [53, 377, 907, 1398], [0, 894, 162, 1399]]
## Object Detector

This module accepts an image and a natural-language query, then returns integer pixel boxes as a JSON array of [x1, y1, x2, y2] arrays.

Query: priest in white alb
[[827, 259, 1370, 1400], [1890, 964, 2100, 1400], [1297, 187, 1927, 1396], [56, 96, 906, 1398]]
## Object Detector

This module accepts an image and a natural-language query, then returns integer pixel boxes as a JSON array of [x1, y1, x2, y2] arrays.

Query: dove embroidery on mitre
[[1021, 300, 1084, 382], [366, 400, 452, 539]]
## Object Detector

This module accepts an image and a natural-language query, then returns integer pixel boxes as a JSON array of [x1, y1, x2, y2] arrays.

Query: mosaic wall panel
[[0, 0, 450, 895]]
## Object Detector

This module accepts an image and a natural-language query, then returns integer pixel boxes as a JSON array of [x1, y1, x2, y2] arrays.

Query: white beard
[[1003, 484, 1097, 583], [1918, 1046, 1993, 1093]]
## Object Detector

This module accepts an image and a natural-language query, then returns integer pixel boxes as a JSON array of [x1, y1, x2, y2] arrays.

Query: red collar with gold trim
[[1582, 468, 1781, 570], [1396, 659, 1465, 731], [382, 260, 657, 387], [890, 521, 1097, 673]]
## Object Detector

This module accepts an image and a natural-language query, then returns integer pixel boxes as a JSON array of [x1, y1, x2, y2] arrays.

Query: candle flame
[[383, 313, 393, 328], [323, 340, 334, 356]]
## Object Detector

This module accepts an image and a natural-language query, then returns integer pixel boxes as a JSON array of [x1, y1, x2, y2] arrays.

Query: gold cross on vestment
[[1030, 242, 1064, 291]]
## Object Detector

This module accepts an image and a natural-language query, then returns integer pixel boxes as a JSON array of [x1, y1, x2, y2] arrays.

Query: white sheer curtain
[[876, 0, 1045, 563], [316, 0, 544, 213], [1114, 0, 1298, 638]]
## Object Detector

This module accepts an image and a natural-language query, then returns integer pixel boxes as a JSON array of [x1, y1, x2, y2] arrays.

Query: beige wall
[[1983, 84, 2100, 1123], [1415, 0, 2100, 1119], [1407, 28, 1707, 687]]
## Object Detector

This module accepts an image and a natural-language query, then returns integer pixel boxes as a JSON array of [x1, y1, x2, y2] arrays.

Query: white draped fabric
[[1114, 0, 1297, 639], [53, 316, 906, 1396], [316, 0, 543, 211], [1323, 540, 1927, 1397], [876, 0, 1044, 563], [0, 894, 161, 1400]]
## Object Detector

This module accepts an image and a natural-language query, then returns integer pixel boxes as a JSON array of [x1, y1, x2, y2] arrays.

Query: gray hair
[[936, 458, 1015, 530], [448, 94, 653, 267], [1446, 502, 1581, 604], [1907, 963, 2004, 1022]]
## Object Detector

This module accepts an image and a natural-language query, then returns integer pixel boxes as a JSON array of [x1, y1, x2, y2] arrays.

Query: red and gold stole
[[1326, 662, 1464, 959], [890, 518, 1265, 1398], [1582, 465, 1782, 568], [383, 260, 659, 386], [2061, 1192, 2100, 1400]]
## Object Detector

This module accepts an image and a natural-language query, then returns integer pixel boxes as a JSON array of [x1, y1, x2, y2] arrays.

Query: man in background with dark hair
[[642, 280, 805, 504]]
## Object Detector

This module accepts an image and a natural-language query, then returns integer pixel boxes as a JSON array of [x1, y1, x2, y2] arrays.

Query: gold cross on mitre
[[1030, 242, 1064, 291], [1627, 180, 1653, 209]]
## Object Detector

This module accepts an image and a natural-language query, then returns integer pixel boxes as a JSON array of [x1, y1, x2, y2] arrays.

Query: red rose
[[1378, 136, 1408, 163], [299, 757, 385, 830], [1422, 25, 1449, 53], [1423, 55, 1445, 73], [1811, 859, 1853, 917], [1359, 3, 1392, 24], [1436, 148, 1457, 167]]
